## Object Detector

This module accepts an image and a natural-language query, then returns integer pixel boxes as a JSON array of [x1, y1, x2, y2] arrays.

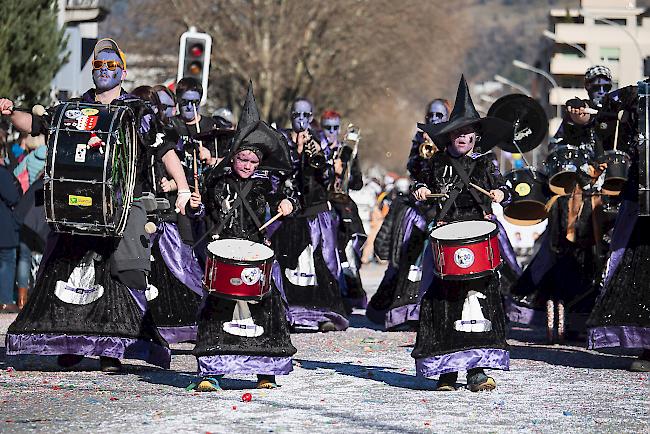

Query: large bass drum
[[544, 145, 588, 195], [44, 102, 138, 237]]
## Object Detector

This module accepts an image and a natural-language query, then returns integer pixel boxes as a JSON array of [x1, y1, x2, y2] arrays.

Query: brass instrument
[[302, 129, 326, 169], [333, 123, 361, 193], [418, 132, 438, 159]]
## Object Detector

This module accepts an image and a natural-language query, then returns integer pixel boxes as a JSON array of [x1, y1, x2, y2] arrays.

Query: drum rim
[[202, 286, 271, 301], [207, 238, 275, 262], [430, 220, 498, 245]]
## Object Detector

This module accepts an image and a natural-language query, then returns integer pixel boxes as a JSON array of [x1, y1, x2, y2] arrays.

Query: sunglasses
[[323, 125, 340, 131], [587, 83, 612, 92], [291, 111, 312, 119], [92, 59, 124, 70], [160, 104, 175, 110], [426, 112, 446, 122], [180, 99, 201, 107]]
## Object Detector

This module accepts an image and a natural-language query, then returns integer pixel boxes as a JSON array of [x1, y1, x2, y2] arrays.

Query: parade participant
[[410, 76, 512, 391], [274, 98, 349, 332], [587, 78, 650, 372], [130, 85, 204, 344], [188, 84, 297, 391], [509, 66, 617, 340], [407, 99, 452, 183], [321, 110, 367, 311], [1, 39, 184, 372]]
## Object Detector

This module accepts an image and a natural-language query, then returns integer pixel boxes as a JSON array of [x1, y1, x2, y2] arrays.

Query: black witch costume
[[191, 84, 297, 377], [410, 76, 512, 378], [6, 91, 171, 368], [271, 130, 349, 331]]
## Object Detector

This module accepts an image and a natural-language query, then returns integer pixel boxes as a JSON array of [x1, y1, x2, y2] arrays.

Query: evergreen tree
[[0, 0, 67, 105]]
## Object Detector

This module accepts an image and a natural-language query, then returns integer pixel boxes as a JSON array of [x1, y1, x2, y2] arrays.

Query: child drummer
[[187, 84, 298, 391], [411, 75, 513, 392]]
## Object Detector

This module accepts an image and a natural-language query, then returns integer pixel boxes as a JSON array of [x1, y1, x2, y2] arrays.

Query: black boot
[[435, 372, 458, 391], [99, 356, 122, 373], [466, 368, 496, 392]]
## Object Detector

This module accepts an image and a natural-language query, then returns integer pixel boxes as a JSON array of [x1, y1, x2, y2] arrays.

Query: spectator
[[0, 145, 21, 312]]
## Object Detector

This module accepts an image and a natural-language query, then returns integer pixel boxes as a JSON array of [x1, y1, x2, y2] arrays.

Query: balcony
[[550, 54, 592, 75], [550, 87, 588, 106]]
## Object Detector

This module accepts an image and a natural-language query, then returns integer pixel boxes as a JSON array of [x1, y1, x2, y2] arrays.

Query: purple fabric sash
[[415, 348, 510, 377], [154, 222, 204, 297], [602, 200, 638, 288], [158, 326, 197, 344], [493, 217, 522, 276], [5, 333, 171, 369], [127, 287, 148, 313], [385, 303, 420, 329], [197, 355, 293, 376], [588, 326, 650, 350], [287, 306, 349, 331], [308, 210, 342, 278], [401, 207, 426, 248], [418, 243, 435, 299]]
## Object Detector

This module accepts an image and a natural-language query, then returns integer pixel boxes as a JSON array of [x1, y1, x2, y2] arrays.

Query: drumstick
[[258, 212, 283, 232], [468, 182, 493, 198], [191, 103, 201, 192], [425, 193, 449, 199], [613, 110, 624, 151]]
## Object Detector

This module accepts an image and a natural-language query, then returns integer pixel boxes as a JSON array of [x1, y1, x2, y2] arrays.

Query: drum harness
[[436, 157, 491, 224]]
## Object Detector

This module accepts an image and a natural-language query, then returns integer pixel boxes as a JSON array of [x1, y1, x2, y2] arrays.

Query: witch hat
[[418, 75, 512, 150], [216, 81, 292, 173]]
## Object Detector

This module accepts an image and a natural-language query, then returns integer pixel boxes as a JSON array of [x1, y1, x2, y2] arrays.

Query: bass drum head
[[207, 239, 275, 263], [431, 220, 497, 242], [503, 201, 547, 225]]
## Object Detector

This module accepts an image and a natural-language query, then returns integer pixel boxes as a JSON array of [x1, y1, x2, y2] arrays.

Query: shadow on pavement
[[297, 358, 437, 391], [348, 311, 384, 331], [510, 343, 636, 369]]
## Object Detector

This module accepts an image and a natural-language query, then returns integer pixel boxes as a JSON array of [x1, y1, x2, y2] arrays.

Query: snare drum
[[545, 145, 587, 195], [44, 102, 138, 236], [503, 167, 551, 225], [597, 150, 630, 195], [204, 239, 274, 301], [430, 220, 502, 280]]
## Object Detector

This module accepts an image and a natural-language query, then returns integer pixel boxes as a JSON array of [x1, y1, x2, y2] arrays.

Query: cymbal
[[487, 94, 548, 153], [193, 128, 236, 141]]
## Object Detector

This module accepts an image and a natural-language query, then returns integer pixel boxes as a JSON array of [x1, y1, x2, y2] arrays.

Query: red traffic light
[[190, 44, 204, 57]]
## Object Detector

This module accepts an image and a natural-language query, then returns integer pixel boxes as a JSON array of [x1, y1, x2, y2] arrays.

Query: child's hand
[[189, 191, 202, 210], [277, 199, 293, 216], [413, 187, 431, 201], [489, 189, 504, 203]]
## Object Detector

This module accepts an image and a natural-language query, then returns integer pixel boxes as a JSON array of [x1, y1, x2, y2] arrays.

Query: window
[[600, 47, 621, 62]]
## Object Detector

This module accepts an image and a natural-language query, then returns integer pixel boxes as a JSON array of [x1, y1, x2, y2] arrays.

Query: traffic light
[[177, 28, 212, 105]]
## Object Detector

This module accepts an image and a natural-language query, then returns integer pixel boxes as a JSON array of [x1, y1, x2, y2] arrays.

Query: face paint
[[586, 77, 612, 106], [322, 117, 341, 144], [178, 90, 202, 122], [156, 90, 176, 121], [425, 101, 449, 125], [92, 50, 124, 92], [232, 150, 260, 179], [448, 125, 477, 157], [291, 100, 313, 132]]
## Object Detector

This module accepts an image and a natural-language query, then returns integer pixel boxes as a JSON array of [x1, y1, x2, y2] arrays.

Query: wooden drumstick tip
[[144, 222, 157, 234], [32, 104, 46, 116]]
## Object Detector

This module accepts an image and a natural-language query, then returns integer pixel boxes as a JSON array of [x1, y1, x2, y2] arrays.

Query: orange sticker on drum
[[68, 195, 92, 206], [515, 183, 531, 197], [81, 108, 99, 116]]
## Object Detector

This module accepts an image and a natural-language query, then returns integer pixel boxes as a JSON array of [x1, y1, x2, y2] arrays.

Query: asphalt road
[[1, 263, 648, 433]]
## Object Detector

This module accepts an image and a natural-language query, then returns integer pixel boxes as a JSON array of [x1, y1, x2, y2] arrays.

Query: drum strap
[[438, 158, 491, 222], [211, 180, 261, 237]]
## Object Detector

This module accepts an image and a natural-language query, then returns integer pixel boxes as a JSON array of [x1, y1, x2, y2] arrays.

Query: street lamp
[[494, 74, 531, 96], [542, 29, 594, 64], [512, 59, 561, 120]]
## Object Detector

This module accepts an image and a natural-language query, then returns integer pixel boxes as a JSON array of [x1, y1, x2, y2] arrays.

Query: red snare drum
[[204, 239, 274, 301], [430, 220, 502, 280]]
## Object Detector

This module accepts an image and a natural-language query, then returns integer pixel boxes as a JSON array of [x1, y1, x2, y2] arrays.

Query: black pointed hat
[[217, 81, 292, 173], [418, 75, 512, 150]]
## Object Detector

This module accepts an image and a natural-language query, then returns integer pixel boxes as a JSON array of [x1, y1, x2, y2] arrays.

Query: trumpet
[[302, 130, 326, 169], [418, 133, 438, 159]]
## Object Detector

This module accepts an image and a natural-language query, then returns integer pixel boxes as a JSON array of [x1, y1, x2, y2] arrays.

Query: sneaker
[[466, 369, 496, 392], [57, 354, 84, 368], [195, 377, 222, 392], [99, 356, 122, 373], [318, 321, 338, 332], [435, 372, 458, 391], [257, 375, 278, 389]]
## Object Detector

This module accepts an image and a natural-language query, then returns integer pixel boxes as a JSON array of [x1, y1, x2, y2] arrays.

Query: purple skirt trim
[[5, 333, 171, 369], [588, 326, 650, 350], [157, 325, 197, 344], [287, 305, 349, 331], [308, 211, 342, 279], [504, 297, 545, 326], [493, 218, 522, 276], [415, 348, 510, 377], [155, 222, 204, 297], [197, 355, 293, 376], [385, 303, 420, 329]]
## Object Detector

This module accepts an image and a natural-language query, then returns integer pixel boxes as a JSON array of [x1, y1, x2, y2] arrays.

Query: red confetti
[[232, 405, 237, 410], [424, 421, 431, 426], [421, 399, 427, 403], [52, 385, 62, 390], [135, 395, 141, 398], [109, 397, 119, 401], [241, 393, 252, 402]]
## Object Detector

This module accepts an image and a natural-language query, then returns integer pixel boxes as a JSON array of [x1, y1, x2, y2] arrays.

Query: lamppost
[[512, 59, 561, 120], [542, 29, 594, 64], [494, 74, 531, 96]]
